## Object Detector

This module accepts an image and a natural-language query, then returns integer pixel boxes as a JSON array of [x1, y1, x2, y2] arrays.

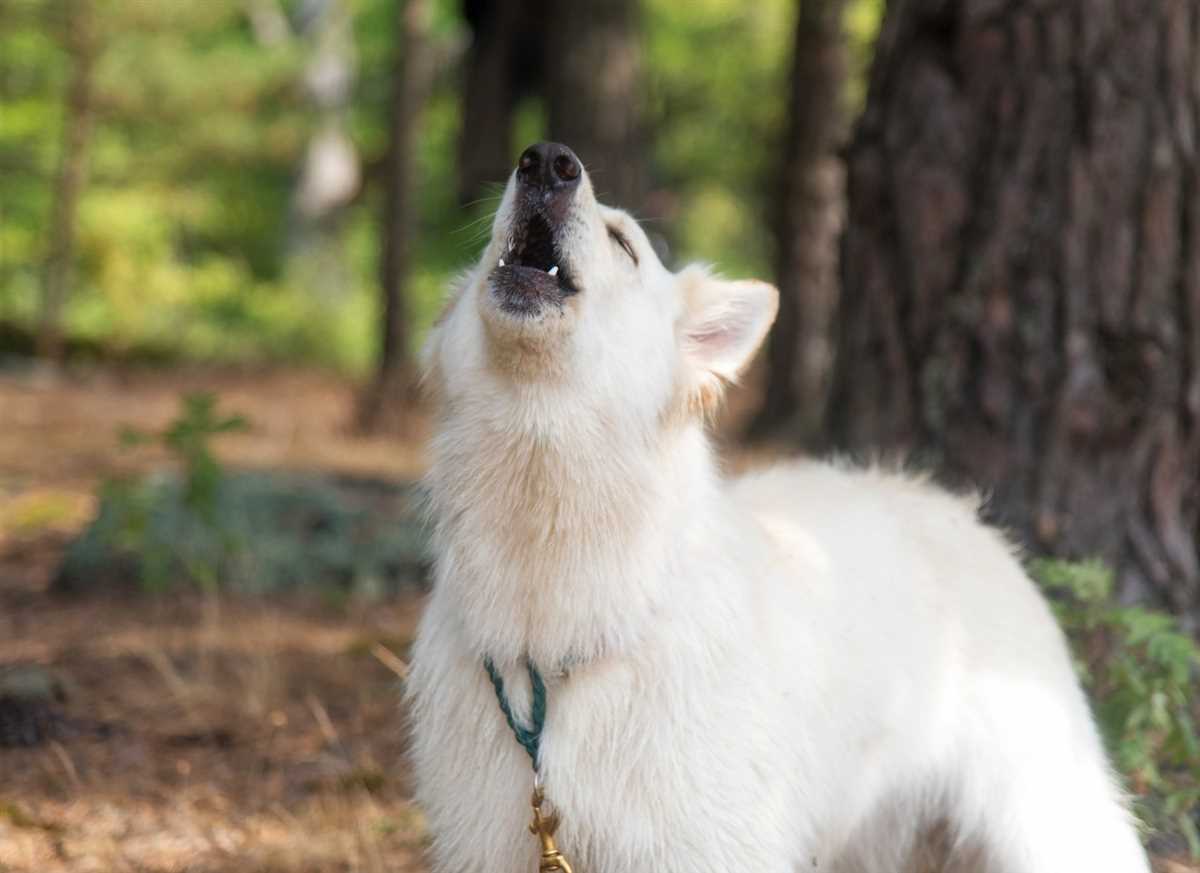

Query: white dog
[[407, 142, 1150, 872]]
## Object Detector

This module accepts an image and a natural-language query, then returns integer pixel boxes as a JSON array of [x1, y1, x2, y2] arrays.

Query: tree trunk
[[38, 0, 97, 361], [828, 0, 1200, 619], [289, 0, 361, 297], [544, 0, 646, 212], [747, 0, 849, 443], [457, 0, 545, 205], [357, 0, 431, 433]]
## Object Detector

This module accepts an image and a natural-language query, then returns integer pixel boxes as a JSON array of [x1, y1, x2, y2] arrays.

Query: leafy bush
[[123, 392, 249, 522], [1032, 559, 1200, 856], [57, 393, 431, 597]]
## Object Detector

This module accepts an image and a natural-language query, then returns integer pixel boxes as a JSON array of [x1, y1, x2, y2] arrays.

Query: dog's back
[[731, 460, 1146, 872]]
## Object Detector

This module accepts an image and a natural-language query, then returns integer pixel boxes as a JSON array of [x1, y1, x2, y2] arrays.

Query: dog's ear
[[678, 267, 778, 416]]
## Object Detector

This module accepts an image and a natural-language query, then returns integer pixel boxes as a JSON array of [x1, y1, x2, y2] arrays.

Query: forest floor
[[0, 364, 1196, 873], [0, 364, 430, 873]]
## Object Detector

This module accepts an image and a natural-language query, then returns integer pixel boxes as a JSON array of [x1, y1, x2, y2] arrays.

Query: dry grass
[[0, 364, 426, 495], [0, 585, 429, 873]]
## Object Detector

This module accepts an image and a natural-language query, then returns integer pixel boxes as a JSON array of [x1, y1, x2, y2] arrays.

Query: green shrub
[[78, 391, 246, 591], [1032, 559, 1200, 856], [57, 392, 432, 597]]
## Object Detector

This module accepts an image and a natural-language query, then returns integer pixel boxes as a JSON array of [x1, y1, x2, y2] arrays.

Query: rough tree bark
[[544, 0, 646, 212], [357, 0, 431, 433], [827, 0, 1200, 618], [747, 0, 849, 443], [38, 0, 97, 361]]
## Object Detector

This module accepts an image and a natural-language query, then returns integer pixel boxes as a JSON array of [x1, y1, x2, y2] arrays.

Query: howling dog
[[407, 142, 1149, 872]]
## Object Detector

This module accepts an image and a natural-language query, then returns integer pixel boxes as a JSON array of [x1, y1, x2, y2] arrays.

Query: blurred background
[[1, 0, 1198, 871]]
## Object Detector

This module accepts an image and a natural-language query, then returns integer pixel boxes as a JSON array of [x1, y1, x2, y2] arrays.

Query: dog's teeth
[[548, 265, 559, 277], [498, 258, 505, 267]]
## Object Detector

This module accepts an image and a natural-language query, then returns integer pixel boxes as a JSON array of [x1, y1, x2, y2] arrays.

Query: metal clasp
[[529, 784, 574, 873]]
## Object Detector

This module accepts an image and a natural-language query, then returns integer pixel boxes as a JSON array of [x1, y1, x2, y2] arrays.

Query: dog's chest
[[409, 576, 808, 871], [463, 656, 793, 871]]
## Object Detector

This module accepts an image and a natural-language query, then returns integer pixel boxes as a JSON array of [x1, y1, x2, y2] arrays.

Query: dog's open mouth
[[489, 213, 577, 315]]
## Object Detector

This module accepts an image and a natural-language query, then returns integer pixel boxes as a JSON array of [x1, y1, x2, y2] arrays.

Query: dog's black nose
[[516, 142, 581, 192]]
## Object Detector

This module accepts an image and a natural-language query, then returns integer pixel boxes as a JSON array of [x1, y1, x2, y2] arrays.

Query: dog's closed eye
[[607, 225, 638, 266]]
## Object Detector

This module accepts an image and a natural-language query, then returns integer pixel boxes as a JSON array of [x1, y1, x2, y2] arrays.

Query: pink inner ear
[[690, 324, 733, 346], [690, 305, 758, 357], [681, 275, 777, 380]]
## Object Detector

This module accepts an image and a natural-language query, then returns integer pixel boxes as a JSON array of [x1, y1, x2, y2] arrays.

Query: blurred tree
[[289, 0, 362, 292], [747, 0, 849, 442], [457, 0, 518, 204], [827, 0, 1200, 619], [641, 0, 796, 274], [37, 0, 97, 360], [1, 1, 339, 363], [545, 0, 646, 212], [1, 0, 854, 372], [456, 0, 544, 205], [358, 0, 432, 432], [456, 0, 647, 211]]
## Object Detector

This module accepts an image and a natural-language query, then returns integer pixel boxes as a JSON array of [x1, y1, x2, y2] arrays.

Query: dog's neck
[[426, 402, 722, 669]]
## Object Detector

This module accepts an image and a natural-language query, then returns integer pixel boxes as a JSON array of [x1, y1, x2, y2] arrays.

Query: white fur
[[407, 163, 1150, 872]]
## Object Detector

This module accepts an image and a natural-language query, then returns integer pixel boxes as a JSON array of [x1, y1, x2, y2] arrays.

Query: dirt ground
[[1, 365, 430, 873], [0, 589, 427, 873], [1, 364, 1196, 873]]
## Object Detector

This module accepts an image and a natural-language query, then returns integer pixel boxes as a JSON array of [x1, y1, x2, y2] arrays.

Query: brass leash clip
[[529, 785, 574, 873]]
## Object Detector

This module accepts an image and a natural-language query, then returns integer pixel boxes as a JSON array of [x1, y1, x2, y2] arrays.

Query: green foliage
[[1, 0, 373, 370], [121, 391, 249, 521], [59, 393, 431, 596], [643, 0, 792, 275], [1, 0, 884, 370], [96, 392, 250, 590], [1032, 559, 1200, 856], [844, 0, 884, 110]]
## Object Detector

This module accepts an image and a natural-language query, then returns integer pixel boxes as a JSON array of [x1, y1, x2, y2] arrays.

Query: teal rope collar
[[484, 657, 547, 767]]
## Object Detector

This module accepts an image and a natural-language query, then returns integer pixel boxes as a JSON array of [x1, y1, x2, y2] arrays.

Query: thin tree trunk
[[544, 0, 646, 212], [827, 0, 1200, 620], [747, 0, 849, 443], [357, 0, 431, 433], [38, 0, 97, 361], [289, 0, 360, 296], [457, 0, 534, 205]]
